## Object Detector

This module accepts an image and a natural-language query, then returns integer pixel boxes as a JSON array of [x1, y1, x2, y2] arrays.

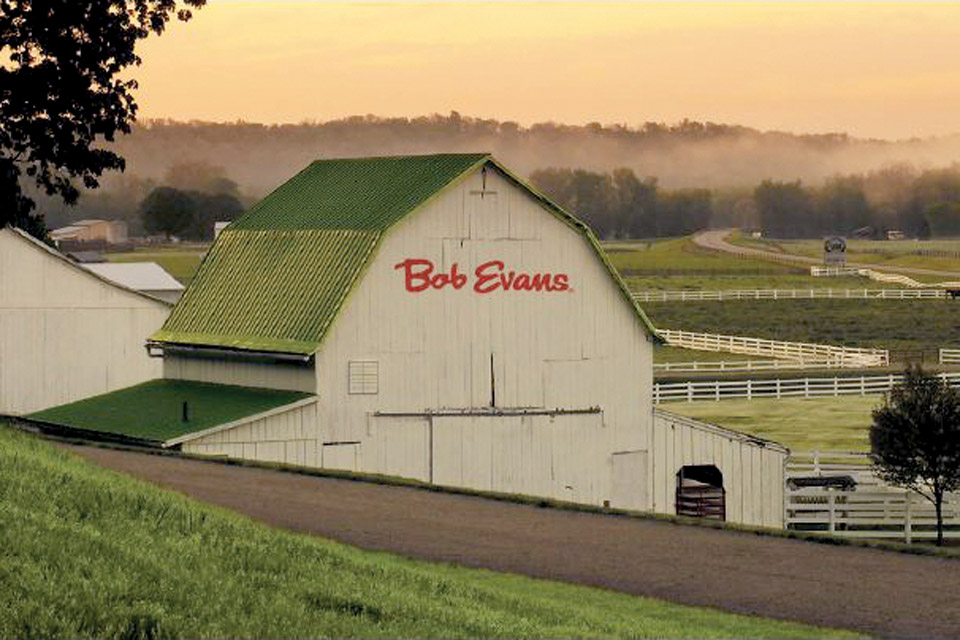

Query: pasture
[[643, 298, 960, 355], [0, 426, 858, 639], [104, 245, 210, 284], [668, 396, 879, 452], [732, 235, 960, 274], [604, 237, 903, 292], [604, 237, 799, 274]]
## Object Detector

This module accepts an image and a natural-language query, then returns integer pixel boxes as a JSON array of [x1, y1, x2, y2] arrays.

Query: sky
[[134, 1, 960, 140]]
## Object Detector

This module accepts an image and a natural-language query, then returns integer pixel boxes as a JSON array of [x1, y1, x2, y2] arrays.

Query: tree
[[755, 180, 813, 238], [817, 176, 873, 236], [183, 191, 243, 240], [870, 367, 960, 545], [611, 168, 657, 238], [0, 0, 206, 238], [140, 187, 195, 239], [162, 161, 239, 197]]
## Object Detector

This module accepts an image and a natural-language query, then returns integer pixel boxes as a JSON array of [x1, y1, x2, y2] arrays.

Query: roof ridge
[[307, 151, 490, 165]]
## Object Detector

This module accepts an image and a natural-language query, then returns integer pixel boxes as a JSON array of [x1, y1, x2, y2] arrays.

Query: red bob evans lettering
[[394, 258, 570, 293]]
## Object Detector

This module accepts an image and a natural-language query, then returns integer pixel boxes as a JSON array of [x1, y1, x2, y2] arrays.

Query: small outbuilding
[[30, 154, 787, 528], [0, 227, 170, 414], [84, 262, 185, 303]]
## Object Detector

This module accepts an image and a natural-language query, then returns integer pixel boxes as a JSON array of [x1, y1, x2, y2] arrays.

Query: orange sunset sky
[[135, 1, 960, 140]]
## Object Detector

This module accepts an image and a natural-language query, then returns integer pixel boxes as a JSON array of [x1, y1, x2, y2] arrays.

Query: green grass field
[[0, 427, 860, 639], [626, 273, 894, 292], [667, 396, 880, 452], [604, 238, 800, 274], [643, 298, 960, 354], [654, 345, 776, 363], [105, 245, 210, 284], [731, 235, 960, 275]]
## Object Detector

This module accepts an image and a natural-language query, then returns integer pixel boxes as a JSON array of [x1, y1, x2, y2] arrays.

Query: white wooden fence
[[940, 348, 960, 365], [653, 372, 960, 403], [786, 452, 960, 542], [657, 329, 889, 367], [811, 265, 960, 289], [809, 266, 861, 277], [634, 288, 946, 302], [653, 359, 866, 374]]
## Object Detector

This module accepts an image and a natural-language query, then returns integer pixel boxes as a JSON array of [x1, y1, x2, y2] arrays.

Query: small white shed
[[84, 262, 185, 303], [0, 227, 171, 414]]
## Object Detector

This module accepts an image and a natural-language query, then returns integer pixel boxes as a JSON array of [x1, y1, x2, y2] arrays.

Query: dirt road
[[67, 444, 960, 639], [694, 229, 960, 279]]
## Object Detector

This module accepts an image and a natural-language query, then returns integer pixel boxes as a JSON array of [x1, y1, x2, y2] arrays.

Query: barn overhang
[[26, 379, 315, 448], [146, 340, 315, 366]]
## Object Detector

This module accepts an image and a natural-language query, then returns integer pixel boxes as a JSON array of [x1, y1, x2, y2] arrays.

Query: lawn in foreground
[[666, 396, 880, 452], [0, 427, 861, 639]]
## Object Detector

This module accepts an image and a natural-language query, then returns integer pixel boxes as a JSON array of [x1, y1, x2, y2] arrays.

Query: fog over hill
[[111, 113, 960, 196]]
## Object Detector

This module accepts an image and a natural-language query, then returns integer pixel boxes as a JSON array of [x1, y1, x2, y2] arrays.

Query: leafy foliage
[[0, 0, 205, 237], [140, 186, 243, 240], [871, 367, 960, 544]]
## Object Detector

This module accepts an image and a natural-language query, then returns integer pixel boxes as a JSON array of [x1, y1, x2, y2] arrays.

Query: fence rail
[[653, 359, 868, 374], [657, 329, 889, 367], [785, 452, 960, 542], [634, 288, 946, 302], [941, 348, 960, 365], [811, 265, 960, 289], [653, 372, 960, 403]]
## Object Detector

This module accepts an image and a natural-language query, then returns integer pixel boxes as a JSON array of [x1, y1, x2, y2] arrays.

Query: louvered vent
[[348, 360, 379, 395]]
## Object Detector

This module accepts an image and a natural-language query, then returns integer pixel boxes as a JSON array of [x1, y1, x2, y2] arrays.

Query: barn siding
[[651, 410, 786, 528], [164, 355, 316, 393], [312, 167, 654, 508], [181, 399, 319, 467], [171, 164, 788, 529], [0, 229, 168, 414]]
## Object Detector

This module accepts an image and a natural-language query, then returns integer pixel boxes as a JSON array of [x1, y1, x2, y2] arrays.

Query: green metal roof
[[28, 379, 313, 445], [152, 153, 659, 354]]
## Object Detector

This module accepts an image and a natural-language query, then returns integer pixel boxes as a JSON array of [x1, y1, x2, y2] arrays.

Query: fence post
[[905, 491, 913, 544], [827, 493, 836, 533]]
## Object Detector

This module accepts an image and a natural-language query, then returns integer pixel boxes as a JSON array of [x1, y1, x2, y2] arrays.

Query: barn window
[[348, 360, 379, 394]]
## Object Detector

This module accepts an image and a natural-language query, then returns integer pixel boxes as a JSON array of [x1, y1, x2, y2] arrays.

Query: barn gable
[[150, 153, 658, 355], [0, 227, 171, 414]]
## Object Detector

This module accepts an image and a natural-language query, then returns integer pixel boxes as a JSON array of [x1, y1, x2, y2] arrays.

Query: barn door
[[676, 465, 726, 520], [431, 415, 523, 493]]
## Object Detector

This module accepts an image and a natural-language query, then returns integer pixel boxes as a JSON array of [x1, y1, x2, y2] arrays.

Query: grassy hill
[[0, 426, 859, 639]]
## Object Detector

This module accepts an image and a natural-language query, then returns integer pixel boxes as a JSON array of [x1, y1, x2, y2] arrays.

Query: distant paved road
[[694, 229, 960, 279], [67, 444, 960, 640]]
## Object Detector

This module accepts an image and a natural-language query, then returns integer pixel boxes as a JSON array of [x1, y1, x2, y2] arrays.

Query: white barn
[[0, 227, 171, 414], [33, 154, 787, 528]]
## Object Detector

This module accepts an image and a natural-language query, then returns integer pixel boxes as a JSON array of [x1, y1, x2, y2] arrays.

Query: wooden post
[[904, 491, 913, 544], [828, 493, 836, 533]]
